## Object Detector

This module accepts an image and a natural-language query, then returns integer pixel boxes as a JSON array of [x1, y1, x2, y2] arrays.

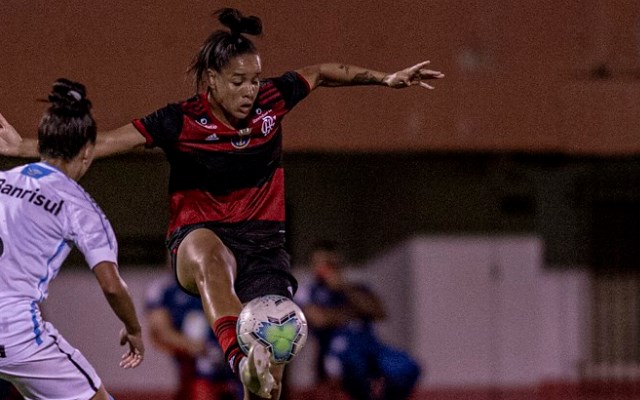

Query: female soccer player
[[0, 8, 443, 399], [0, 79, 144, 400]]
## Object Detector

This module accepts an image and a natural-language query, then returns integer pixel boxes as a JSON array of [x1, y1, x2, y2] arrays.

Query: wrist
[[381, 73, 393, 87], [127, 324, 142, 335]]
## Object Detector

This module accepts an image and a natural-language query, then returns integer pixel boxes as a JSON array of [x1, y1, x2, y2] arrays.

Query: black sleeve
[[271, 71, 311, 110], [133, 103, 183, 150]]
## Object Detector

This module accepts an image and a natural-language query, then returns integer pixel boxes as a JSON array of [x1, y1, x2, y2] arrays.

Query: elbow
[[101, 279, 128, 299]]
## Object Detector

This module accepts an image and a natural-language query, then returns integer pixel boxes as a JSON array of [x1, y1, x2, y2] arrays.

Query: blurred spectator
[[145, 273, 242, 400], [298, 240, 421, 400]]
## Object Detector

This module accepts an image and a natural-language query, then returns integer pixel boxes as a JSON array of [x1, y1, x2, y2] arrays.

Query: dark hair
[[189, 8, 262, 93], [38, 78, 96, 161]]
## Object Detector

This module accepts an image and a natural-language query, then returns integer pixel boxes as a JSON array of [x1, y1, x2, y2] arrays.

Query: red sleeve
[[131, 103, 184, 150]]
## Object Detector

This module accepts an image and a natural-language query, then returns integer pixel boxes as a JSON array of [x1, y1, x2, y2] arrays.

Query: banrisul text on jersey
[[0, 179, 64, 216]]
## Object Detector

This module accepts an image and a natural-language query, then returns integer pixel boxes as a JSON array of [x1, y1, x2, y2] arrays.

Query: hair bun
[[48, 78, 92, 115], [216, 8, 262, 36]]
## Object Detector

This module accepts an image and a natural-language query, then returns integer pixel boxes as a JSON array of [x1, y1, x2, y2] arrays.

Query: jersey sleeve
[[132, 103, 184, 150], [271, 71, 311, 110], [67, 195, 119, 269]]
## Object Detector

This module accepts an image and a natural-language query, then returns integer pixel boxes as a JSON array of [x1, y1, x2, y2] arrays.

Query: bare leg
[[175, 228, 284, 399], [176, 228, 242, 319]]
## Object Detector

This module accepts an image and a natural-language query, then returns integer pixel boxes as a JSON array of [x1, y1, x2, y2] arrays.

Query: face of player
[[312, 250, 344, 282], [207, 53, 262, 124]]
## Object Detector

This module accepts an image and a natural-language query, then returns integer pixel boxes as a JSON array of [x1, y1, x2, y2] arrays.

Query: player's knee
[[180, 229, 235, 270]]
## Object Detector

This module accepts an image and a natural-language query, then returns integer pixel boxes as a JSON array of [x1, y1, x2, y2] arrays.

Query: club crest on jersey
[[231, 128, 252, 149], [261, 115, 276, 136]]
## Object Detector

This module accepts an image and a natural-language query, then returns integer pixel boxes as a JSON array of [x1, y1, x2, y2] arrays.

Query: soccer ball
[[236, 294, 308, 364]]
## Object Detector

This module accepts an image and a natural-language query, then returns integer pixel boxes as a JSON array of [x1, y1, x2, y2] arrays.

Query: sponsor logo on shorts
[[0, 345, 6, 358]]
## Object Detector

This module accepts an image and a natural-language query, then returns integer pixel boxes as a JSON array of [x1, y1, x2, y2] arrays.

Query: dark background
[[3, 151, 637, 270]]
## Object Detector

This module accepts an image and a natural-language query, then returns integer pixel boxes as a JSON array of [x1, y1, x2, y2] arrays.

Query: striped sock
[[213, 315, 244, 374]]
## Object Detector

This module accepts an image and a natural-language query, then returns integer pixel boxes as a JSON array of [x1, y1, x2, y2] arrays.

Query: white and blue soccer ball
[[236, 294, 308, 364]]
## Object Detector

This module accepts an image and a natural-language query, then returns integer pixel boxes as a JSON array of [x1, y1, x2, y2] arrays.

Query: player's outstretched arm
[[0, 112, 38, 158], [0, 112, 146, 159], [93, 123, 147, 159], [295, 61, 444, 91], [93, 262, 145, 369]]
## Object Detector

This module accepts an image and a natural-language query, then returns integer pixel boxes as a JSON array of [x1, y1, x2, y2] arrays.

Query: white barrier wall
[[45, 266, 176, 392], [361, 236, 591, 388]]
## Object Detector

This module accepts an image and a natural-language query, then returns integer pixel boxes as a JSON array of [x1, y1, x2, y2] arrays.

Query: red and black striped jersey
[[132, 71, 310, 244]]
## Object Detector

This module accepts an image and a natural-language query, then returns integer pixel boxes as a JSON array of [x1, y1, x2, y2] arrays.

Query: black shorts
[[167, 222, 298, 303]]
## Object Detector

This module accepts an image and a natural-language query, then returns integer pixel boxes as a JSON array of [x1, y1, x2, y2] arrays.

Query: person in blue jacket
[[300, 240, 421, 400]]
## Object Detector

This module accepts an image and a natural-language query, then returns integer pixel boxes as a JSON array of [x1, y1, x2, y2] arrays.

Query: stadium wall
[[2, 0, 640, 155]]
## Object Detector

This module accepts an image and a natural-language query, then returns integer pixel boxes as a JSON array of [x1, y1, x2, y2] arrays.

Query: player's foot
[[240, 344, 275, 398]]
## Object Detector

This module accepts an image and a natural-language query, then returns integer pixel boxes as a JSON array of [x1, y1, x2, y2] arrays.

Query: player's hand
[[0, 112, 24, 156], [383, 61, 445, 89], [119, 327, 145, 369]]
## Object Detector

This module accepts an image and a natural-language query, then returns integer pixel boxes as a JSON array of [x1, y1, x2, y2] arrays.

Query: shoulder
[[259, 72, 311, 110], [57, 178, 102, 214], [179, 95, 208, 120], [134, 98, 195, 147], [265, 71, 309, 92]]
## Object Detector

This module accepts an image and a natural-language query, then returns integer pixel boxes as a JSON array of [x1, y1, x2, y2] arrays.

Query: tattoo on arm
[[352, 72, 382, 85], [339, 64, 380, 84], [320, 64, 384, 87]]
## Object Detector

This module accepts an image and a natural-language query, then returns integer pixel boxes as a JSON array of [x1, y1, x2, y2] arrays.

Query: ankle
[[213, 315, 245, 373]]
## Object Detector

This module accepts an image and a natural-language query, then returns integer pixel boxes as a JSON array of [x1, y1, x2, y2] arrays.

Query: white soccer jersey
[[0, 162, 118, 356]]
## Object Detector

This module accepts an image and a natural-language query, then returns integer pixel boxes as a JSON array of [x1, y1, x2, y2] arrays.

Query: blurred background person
[[298, 240, 421, 400], [145, 271, 242, 400]]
